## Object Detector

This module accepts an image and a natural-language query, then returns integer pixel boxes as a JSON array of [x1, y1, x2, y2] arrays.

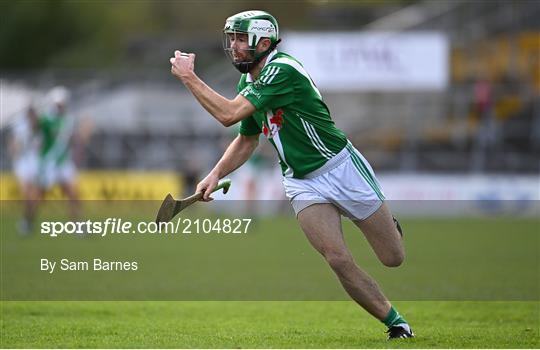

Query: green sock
[[382, 306, 407, 328]]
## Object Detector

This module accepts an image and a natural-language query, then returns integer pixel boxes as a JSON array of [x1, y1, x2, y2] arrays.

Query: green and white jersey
[[238, 50, 347, 178], [38, 113, 74, 165]]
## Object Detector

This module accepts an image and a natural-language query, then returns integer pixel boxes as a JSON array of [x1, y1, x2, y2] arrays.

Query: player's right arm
[[170, 51, 256, 127], [196, 134, 259, 201]]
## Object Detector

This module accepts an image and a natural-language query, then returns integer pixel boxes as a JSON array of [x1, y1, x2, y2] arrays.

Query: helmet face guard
[[222, 32, 257, 74], [223, 11, 280, 73]]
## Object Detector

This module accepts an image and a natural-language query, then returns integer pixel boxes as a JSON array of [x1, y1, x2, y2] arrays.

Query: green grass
[[1, 301, 538, 348], [1, 206, 538, 301], [1, 202, 539, 347]]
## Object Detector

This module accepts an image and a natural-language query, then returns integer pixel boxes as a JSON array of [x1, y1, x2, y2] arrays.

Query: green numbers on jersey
[[237, 51, 347, 178]]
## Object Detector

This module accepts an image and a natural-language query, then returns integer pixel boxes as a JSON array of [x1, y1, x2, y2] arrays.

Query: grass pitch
[[1, 301, 538, 348], [1, 203, 539, 348]]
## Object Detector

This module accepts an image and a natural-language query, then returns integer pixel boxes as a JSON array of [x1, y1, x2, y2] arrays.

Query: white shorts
[[283, 142, 385, 221], [39, 160, 77, 189], [14, 155, 39, 185]]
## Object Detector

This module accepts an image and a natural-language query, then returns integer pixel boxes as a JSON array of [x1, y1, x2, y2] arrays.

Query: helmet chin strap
[[232, 61, 253, 74], [232, 39, 281, 74]]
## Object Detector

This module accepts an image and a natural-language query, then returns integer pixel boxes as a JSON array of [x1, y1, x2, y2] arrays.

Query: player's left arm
[[170, 50, 255, 127]]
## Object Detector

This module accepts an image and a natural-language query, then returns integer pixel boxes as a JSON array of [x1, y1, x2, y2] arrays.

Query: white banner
[[378, 174, 540, 217], [281, 32, 448, 91]]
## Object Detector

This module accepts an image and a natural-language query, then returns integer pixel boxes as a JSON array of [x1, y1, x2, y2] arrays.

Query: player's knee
[[381, 251, 404, 267], [324, 251, 354, 272]]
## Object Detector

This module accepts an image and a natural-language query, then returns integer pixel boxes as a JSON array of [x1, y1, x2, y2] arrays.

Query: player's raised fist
[[170, 50, 196, 81]]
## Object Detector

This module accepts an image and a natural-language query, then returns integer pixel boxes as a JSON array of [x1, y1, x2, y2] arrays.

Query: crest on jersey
[[262, 109, 284, 139]]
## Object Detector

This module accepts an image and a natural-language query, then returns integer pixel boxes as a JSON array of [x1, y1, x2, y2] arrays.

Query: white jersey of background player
[[9, 104, 40, 233], [11, 106, 40, 186]]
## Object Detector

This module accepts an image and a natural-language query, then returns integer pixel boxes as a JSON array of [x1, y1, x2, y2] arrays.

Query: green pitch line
[[1, 301, 538, 348]]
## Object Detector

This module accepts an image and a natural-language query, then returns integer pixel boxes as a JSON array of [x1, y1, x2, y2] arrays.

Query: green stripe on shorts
[[349, 148, 384, 199], [346, 145, 385, 200]]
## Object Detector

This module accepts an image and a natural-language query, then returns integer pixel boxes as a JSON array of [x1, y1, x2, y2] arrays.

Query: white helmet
[[223, 10, 281, 73], [47, 86, 70, 105]]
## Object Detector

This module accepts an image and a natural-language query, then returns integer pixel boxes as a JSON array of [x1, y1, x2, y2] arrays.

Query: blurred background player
[[8, 103, 40, 234], [37, 86, 81, 219]]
